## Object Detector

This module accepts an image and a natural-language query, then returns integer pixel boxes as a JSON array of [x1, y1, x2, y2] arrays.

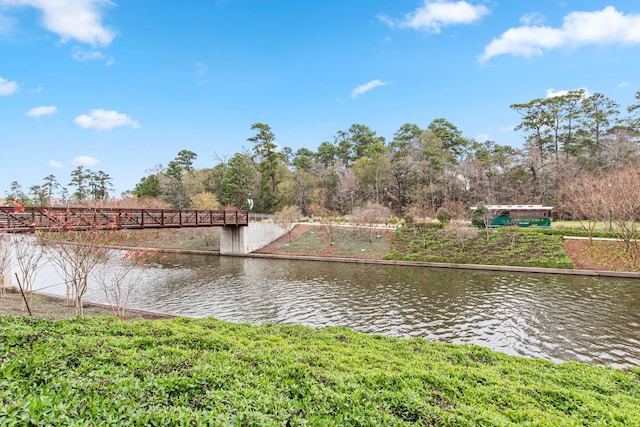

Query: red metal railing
[[0, 206, 249, 233]]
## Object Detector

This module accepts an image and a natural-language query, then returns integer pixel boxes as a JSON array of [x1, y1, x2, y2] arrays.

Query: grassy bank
[[0, 291, 175, 321], [258, 225, 393, 259], [1, 316, 639, 426], [114, 228, 221, 252], [386, 225, 574, 269]]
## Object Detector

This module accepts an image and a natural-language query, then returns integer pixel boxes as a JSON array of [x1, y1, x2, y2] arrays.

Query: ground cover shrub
[[386, 226, 574, 268], [0, 316, 638, 426], [521, 227, 618, 239], [436, 207, 452, 225]]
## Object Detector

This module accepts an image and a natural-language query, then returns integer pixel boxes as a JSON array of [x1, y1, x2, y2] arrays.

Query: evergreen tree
[[248, 123, 283, 212]]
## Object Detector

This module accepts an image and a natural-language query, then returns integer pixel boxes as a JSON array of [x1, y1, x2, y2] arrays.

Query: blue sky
[[1, 0, 640, 198]]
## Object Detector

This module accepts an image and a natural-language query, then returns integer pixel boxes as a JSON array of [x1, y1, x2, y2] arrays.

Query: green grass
[[1, 316, 639, 426], [116, 228, 221, 251], [280, 226, 327, 253], [552, 221, 612, 230], [4, 224, 628, 425], [386, 225, 574, 268], [331, 228, 391, 257], [281, 226, 392, 258]]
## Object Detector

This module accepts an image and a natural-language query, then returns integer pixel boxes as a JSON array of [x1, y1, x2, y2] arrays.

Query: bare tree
[[334, 167, 359, 214], [274, 205, 301, 242], [96, 248, 164, 318], [0, 234, 11, 299], [471, 203, 494, 241], [438, 221, 479, 253], [607, 166, 640, 266], [309, 205, 340, 246], [593, 129, 640, 170], [565, 164, 640, 266], [350, 203, 391, 243], [10, 233, 45, 294], [44, 228, 119, 316], [562, 174, 609, 242]]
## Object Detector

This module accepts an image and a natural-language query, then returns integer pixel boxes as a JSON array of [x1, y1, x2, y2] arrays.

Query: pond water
[[36, 252, 640, 368]]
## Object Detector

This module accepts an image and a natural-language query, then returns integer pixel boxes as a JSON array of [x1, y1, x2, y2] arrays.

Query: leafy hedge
[[1, 316, 639, 426], [520, 226, 619, 239], [386, 226, 574, 269]]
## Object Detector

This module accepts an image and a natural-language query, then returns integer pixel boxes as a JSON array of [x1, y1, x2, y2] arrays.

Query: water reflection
[[37, 252, 640, 368]]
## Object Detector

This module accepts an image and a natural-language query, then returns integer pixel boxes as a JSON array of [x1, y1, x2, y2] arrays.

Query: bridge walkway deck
[[0, 206, 249, 233]]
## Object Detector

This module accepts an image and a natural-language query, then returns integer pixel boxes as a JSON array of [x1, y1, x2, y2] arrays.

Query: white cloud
[[546, 88, 569, 98], [380, 0, 489, 33], [545, 87, 590, 98], [481, 6, 640, 62], [0, 76, 18, 95], [72, 47, 104, 61], [520, 13, 544, 26], [74, 109, 140, 131], [71, 46, 115, 65], [26, 105, 57, 117], [475, 133, 490, 142], [48, 160, 62, 169], [71, 46, 112, 64], [72, 156, 99, 167], [618, 81, 631, 88], [0, 0, 116, 46], [351, 80, 389, 98]]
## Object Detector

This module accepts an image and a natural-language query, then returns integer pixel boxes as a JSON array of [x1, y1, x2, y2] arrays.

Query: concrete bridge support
[[1, 234, 12, 289], [220, 223, 288, 255]]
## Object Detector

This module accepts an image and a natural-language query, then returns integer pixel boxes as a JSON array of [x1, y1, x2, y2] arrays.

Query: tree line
[[5, 89, 640, 221], [5, 166, 114, 206]]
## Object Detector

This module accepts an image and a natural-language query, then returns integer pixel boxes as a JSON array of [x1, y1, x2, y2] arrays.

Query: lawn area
[[552, 220, 612, 231], [115, 228, 221, 251], [254, 224, 394, 259], [1, 315, 639, 426]]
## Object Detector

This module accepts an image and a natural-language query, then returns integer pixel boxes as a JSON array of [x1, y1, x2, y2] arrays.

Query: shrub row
[[520, 226, 619, 239]]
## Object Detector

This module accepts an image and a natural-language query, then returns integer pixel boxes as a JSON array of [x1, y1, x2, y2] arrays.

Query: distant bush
[[413, 221, 444, 229], [471, 202, 491, 228], [403, 213, 414, 225], [521, 227, 618, 239], [436, 207, 452, 225]]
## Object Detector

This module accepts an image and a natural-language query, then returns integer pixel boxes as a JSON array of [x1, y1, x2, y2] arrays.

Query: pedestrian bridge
[[0, 206, 286, 255], [0, 206, 249, 232]]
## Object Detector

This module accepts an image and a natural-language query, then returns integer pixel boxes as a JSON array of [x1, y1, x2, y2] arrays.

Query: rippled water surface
[[38, 253, 640, 367]]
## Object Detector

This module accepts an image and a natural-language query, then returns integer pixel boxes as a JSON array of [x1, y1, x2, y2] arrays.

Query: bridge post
[[220, 227, 244, 254], [0, 234, 12, 290], [220, 223, 288, 255]]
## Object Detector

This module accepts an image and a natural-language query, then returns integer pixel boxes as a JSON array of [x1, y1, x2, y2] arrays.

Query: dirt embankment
[[561, 238, 637, 272], [253, 223, 395, 259]]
